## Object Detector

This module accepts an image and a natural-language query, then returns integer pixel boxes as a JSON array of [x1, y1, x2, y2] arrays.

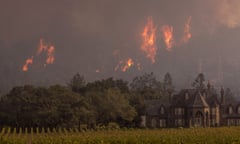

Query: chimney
[[220, 86, 225, 105]]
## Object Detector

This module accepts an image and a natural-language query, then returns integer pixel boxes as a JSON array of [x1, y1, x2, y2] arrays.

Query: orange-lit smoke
[[181, 16, 192, 43], [22, 57, 33, 72], [141, 16, 157, 63], [161, 25, 174, 51]]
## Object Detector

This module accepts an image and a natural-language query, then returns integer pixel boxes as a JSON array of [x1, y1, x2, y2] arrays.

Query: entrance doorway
[[194, 111, 203, 127]]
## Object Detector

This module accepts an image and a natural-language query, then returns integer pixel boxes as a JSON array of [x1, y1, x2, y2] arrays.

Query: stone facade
[[143, 87, 240, 128]]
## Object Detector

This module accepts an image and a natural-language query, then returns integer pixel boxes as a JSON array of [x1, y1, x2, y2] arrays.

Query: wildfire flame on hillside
[[161, 25, 174, 51], [22, 38, 56, 72], [46, 45, 55, 64], [115, 58, 138, 72], [141, 16, 157, 63], [181, 16, 192, 44], [37, 38, 48, 55], [22, 57, 33, 71], [122, 58, 134, 72]]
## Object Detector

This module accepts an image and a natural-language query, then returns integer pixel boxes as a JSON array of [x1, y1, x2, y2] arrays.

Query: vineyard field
[[1, 127, 240, 144]]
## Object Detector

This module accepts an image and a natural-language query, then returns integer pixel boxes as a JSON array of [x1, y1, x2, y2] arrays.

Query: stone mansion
[[141, 84, 240, 128]]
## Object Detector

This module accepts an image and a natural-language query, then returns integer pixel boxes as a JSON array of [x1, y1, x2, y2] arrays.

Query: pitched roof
[[171, 89, 219, 108], [190, 92, 209, 107]]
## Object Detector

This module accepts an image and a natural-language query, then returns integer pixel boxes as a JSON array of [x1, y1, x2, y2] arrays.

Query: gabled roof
[[171, 88, 219, 108], [190, 92, 209, 107]]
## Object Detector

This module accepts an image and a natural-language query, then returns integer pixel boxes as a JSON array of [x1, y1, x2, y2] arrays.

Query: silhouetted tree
[[192, 73, 205, 89], [84, 78, 136, 126], [163, 72, 174, 97], [130, 72, 163, 99], [67, 73, 86, 94], [0, 84, 91, 129]]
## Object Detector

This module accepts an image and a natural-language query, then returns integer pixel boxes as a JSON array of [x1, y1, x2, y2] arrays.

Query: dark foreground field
[[1, 127, 240, 144]]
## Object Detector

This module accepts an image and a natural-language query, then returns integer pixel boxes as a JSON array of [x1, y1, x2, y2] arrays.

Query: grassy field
[[1, 127, 240, 144]]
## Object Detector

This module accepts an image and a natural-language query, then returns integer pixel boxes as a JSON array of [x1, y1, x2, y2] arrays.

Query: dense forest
[[0, 72, 234, 129]]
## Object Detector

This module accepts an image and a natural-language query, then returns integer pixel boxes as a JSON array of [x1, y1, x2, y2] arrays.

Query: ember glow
[[141, 16, 157, 63], [181, 16, 192, 44], [22, 57, 33, 72], [161, 25, 174, 51]]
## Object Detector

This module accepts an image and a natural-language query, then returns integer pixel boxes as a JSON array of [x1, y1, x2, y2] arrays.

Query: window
[[237, 106, 240, 114], [229, 106, 233, 114], [160, 106, 165, 114], [175, 108, 184, 115]]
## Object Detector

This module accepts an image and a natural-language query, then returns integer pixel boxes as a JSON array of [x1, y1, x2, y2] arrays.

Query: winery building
[[141, 85, 240, 128]]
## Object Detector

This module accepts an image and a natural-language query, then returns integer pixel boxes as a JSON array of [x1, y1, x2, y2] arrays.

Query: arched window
[[160, 106, 165, 114], [229, 106, 233, 114]]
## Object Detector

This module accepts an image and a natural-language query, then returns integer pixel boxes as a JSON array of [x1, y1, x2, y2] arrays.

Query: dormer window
[[229, 106, 233, 114]]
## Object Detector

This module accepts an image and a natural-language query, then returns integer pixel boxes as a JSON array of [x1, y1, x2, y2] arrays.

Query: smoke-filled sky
[[1, 0, 240, 92]]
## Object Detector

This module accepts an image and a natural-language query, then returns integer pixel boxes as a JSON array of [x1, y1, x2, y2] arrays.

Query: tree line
[[0, 72, 174, 129], [0, 72, 235, 129]]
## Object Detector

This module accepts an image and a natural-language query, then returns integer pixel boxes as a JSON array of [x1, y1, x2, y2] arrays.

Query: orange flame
[[141, 16, 157, 63], [181, 16, 192, 43], [115, 58, 136, 72], [37, 38, 48, 55], [46, 45, 55, 64], [161, 25, 174, 51], [122, 58, 134, 72], [22, 57, 33, 71], [22, 38, 56, 71]]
